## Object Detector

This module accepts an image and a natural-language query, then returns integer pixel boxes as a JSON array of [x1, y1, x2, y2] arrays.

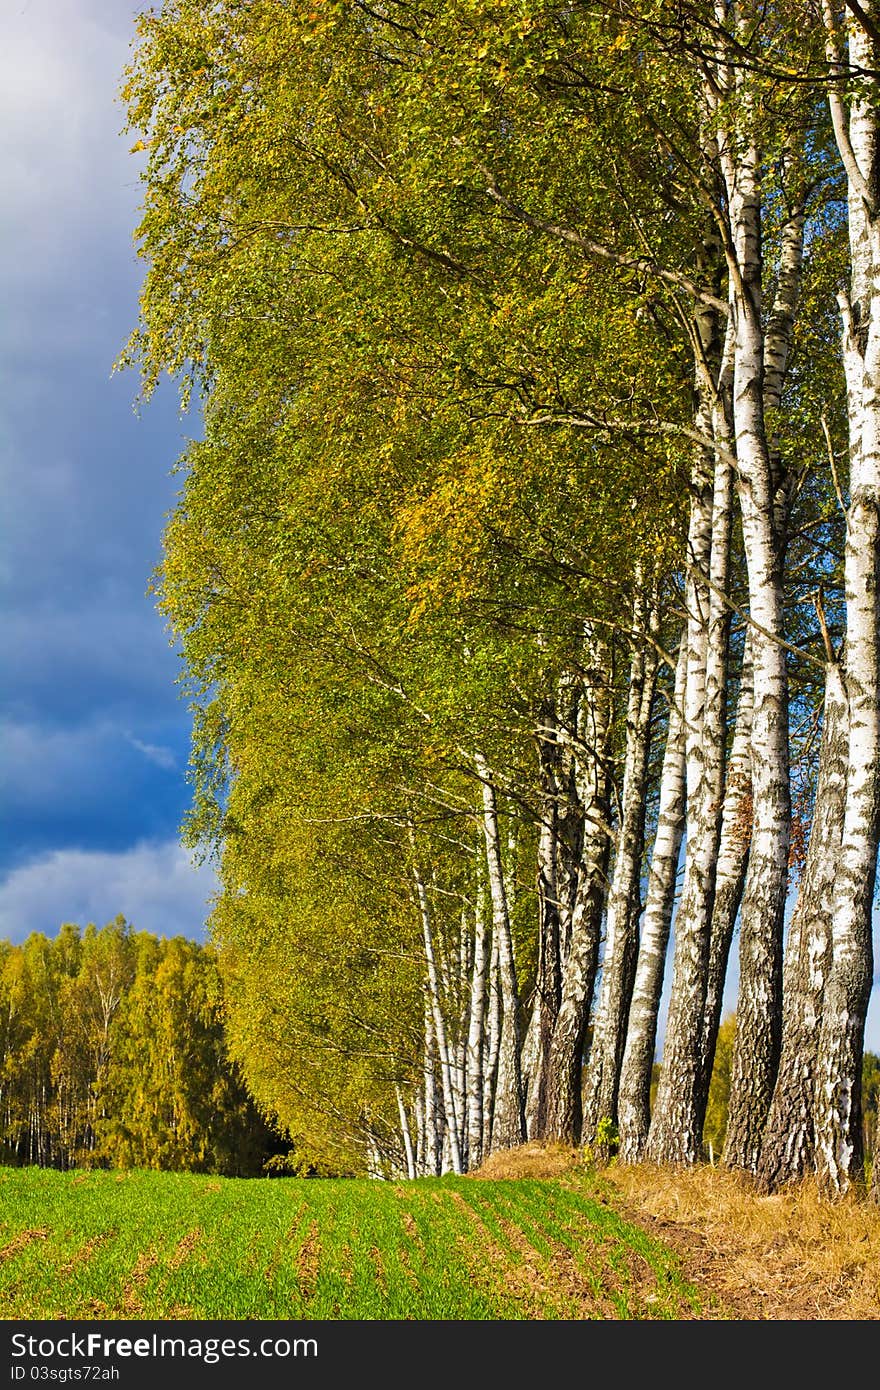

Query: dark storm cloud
[[0, 1, 218, 931]]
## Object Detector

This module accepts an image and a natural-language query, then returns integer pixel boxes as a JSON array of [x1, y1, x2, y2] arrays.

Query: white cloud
[[0, 1, 141, 292], [0, 717, 182, 815], [124, 733, 177, 771], [0, 838, 218, 943]]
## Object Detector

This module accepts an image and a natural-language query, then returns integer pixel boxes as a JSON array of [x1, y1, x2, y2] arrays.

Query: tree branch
[[474, 162, 729, 315]]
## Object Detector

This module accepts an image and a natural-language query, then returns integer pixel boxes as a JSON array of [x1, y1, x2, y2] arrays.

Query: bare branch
[[820, 412, 850, 523]]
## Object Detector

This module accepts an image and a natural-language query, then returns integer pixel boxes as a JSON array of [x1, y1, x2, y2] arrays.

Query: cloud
[[0, 1, 141, 304], [0, 838, 219, 944], [0, 717, 182, 810], [124, 732, 177, 771], [0, 717, 192, 871]]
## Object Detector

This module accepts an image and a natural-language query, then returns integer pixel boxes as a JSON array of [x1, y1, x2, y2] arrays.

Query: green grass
[[0, 1166, 715, 1320]]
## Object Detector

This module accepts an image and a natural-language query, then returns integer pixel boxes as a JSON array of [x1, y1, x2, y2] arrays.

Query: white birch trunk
[[713, 50, 791, 1172], [759, 664, 849, 1189], [411, 860, 463, 1174], [482, 928, 501, 1157], [395, 1084, 417, 1181], [422, 1002, 442, 1176], [542, 630, 614, 1143], [474, 753, 526, 1151], [524, 704, 564, 1139], [696, 637, 753, 1119], [814, 5, 880, 1195], [618, 636, 687, 1162], [647, 398, 736, 1163], [582, 583, 659, 1142], [465, 872, 489, 1169]]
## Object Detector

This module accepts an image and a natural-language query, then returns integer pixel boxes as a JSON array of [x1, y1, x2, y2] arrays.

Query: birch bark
[[647, 409, 734, 1163], [618, 636, 687, 1162], [696, 638, 753, 1120], [711, 33, 791, 1171], [395, 1084, 417, 1181], [465, 871, 489, 1170], [543, 632, 614, 1143], [411, 858, 463, 1174], [582, 585, 659, 1142], [813, 2, 880, 1197], [524, 702, 572, 1139], [474, 753, 526, 1150], [482, 929, 501, 1157], [421, 1002, 441, 1176], [758, 664, 848, 1189]]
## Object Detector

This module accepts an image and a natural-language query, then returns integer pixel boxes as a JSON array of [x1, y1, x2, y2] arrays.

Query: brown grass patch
[[396, 1222, 422, 1294], [494, 1209, 622, 1318], [369, 1245, 387, 1296], [168, 1229, 202, 1271], [337, 1244, 353, 1285], [469, 1141, 585, 1181], [0, 1229, 48, 1262], [119, 1246, 159, 1316], [400, 1212, 422, 1248], [262, 1204, 307, 1282], [483, 1181, 702, 1319], [603, 1162, 880, 1320], [60, 1233, 110, 1277], [295, 1220, 320, 1300]]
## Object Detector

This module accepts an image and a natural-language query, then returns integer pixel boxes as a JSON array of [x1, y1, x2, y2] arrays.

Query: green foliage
[[583, 1116, 621, 1165], [702, 1014, 737, 1161], [119, 0, 852, 1169], [120, 0, 700, 1165], [0, 921, 282, 1176]]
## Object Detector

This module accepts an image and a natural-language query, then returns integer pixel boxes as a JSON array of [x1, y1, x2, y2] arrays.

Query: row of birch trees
[[125, 0, 880, 1196]]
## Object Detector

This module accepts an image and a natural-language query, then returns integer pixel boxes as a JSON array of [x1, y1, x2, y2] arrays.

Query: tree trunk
[[582, 584, 658, 1142], [523, 703, 563, 1139], [411, 858, 463, 1174], [647, 387, 735, 1165], [421, 1002, 442, 1176], [482, 929, 501, 1157], [474, 753, 526, 1151], [465, 871, 489, 1170], [715, 76, 791, 1174], [813, 3, 880, 1197], [618, 636, 687, 1163], [695, 636, 753, 1123], [758, 663, 848, 1190], [395, 1084, 417, 1180], [543, 632, 614, 1143]]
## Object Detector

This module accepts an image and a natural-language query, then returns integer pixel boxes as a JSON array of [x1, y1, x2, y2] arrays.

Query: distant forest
[[0, 918, 287, 1176]]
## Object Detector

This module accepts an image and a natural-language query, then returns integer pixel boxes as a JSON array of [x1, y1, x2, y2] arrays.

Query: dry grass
[[469, 1141, 586, 1181], [467, 1144, 880, 1319], [604, 1161, 880, 1320]]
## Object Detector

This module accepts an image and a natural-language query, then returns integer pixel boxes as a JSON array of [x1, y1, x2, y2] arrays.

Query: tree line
[[0, 919, 283, 1175], [122, 0, 880, 1195]]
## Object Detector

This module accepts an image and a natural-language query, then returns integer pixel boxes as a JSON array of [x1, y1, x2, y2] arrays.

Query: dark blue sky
[[0, 0, 217, 941], [1, 1, 877, 1050]]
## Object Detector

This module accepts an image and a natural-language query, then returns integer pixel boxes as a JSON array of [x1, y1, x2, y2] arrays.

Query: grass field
[[0, 1164, 715, 1320]]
